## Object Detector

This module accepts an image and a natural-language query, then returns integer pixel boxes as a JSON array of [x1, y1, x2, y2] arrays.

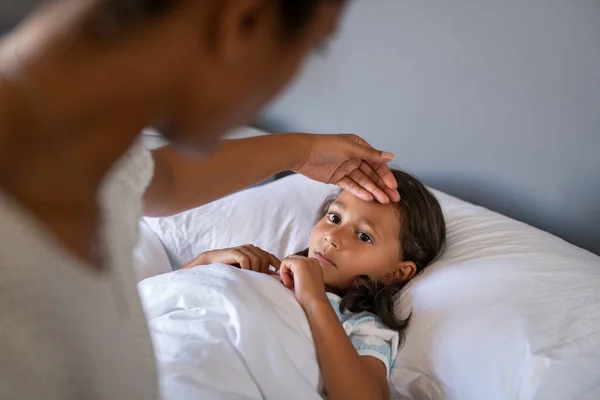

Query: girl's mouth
[[315, 251, 336, 268]]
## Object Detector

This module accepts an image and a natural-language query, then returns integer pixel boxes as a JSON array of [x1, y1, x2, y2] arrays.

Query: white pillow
[[144, 175, 337, 266], [392, 190, 600, 400], [145, 175, 600, 399]]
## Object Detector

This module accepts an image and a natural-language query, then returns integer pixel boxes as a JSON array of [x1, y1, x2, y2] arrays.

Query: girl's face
[[308, 191, 416, 291]]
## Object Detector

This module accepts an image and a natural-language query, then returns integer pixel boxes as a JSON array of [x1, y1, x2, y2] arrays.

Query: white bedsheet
[[138, 265, 322, 400]]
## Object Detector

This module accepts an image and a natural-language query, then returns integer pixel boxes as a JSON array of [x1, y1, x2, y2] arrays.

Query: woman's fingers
[[337, 176, 374, 202], [372, 163, 401, 202], [358, 161, 388, 189], [338, 168, 401, 204], [349, 168, 390, 204], [373, 161, 399, 192], [341, 135, 394, 165], [359, 161, 400, 202]]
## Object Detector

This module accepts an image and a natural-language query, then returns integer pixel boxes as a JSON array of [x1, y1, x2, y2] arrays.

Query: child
[[183, 169, 446, 399]]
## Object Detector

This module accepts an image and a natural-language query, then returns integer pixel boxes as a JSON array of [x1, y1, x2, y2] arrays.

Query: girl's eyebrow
[[331, 201, 381, 238], [361, 218, 381, 238], [331, 201, 345, 210]]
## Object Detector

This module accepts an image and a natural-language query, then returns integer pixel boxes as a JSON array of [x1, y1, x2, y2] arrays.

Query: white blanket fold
[[139, 265, 322, 399]]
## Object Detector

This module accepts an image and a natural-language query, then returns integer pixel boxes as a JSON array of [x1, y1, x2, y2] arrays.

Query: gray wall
[[260, 0, 600, 255], [0, 0, 39, 33]]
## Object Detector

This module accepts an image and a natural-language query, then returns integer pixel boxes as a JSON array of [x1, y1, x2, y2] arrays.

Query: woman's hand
[[183, 245, 281, 275], [145, 133, 399, 218], [279, 255, 329, 308], [293, 134, 401, 204]]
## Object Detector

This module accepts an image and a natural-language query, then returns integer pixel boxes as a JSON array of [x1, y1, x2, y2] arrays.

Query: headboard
[[259, 0, 600, 255]]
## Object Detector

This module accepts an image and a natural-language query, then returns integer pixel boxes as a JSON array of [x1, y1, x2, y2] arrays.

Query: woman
[[0, 1, 399, 399]]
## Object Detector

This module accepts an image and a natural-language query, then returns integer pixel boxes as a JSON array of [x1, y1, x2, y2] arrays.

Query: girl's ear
[[390, 261, 417, 283]]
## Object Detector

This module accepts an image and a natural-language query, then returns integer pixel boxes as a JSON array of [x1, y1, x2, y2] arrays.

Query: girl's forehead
[[334, 191, 401, 230], [336, 190, 398, 211]]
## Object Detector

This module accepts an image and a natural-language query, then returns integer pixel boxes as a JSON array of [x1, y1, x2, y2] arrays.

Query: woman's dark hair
[[301, 169, 446, 335], [277, 0, 340, 35], [93, 0, 339, 36]]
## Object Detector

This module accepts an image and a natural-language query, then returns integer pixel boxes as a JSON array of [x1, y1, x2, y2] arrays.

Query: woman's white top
[[0, 141, 159, 399]]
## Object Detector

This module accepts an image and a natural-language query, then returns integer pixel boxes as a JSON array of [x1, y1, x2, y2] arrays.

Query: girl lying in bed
[[182, 169, 446, 400]]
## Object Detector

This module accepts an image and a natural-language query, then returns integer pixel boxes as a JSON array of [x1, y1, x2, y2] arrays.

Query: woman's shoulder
[[102, 137, 154, 196]]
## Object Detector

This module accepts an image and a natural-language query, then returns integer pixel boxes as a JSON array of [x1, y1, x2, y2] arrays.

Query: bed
[[135, 132, 600, 399]]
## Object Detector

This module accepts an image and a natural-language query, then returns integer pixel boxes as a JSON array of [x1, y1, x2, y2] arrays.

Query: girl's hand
[[183, 245, 281, 275], [279, 256, 329, 308]]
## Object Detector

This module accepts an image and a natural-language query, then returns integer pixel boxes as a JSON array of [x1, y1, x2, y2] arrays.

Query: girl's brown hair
[[300, 169, 446, 334]]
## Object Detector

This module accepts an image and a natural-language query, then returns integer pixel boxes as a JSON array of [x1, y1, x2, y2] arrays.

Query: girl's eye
[[328, 213, 341, 224], [358, 232, 373, 243]]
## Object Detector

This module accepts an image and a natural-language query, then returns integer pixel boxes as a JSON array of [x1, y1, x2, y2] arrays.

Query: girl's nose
[[324, 229, 342, 249]]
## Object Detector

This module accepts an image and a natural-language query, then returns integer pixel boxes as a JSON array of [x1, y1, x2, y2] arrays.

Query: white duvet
[[139, 265, 323, 400]]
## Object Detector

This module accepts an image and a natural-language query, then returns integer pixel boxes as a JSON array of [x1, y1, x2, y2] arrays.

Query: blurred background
[[1, 0, 599, 254], [0, 0, 38, 34], [258, 0, 600, 254]]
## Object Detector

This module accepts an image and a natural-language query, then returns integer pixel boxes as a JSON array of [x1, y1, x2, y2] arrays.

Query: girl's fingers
[[247, 252, 262, 272], [235, 248, 256, 271], [248, 246, 278, 274], [234, 252, 251, 271], [279, 265, 294, 288], [238, 248, 258, 271], [226, 245, 282, 276], [267, 253, 281, 271], [259, 253, 271, 274], [248, 247, 268, 273]]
